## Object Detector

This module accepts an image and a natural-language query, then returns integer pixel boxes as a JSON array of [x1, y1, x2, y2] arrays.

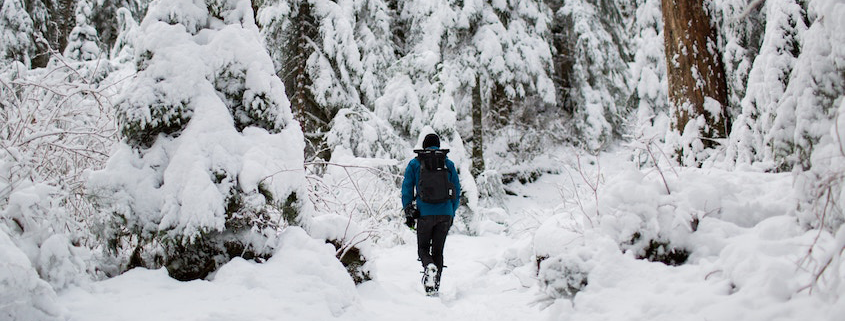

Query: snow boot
[[422, 264, 438, 296]]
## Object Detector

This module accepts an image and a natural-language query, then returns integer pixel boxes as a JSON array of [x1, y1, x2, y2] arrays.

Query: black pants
[[417, 215, 453, 274]]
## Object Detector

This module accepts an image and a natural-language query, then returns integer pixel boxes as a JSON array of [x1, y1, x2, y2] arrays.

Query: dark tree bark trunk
[[471, 76, 485, 178], [281, 1, 327, 160], [662, 0, 730, 149]]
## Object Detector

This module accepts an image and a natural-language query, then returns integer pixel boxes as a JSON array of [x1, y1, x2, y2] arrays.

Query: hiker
[[401, 133, 461, 296]]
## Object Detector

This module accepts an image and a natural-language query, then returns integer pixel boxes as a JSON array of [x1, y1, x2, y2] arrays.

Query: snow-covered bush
[[0, 230, 63, 321], [532, 219, 611, 301], [622, 233, 689, 266], [476, 170, 507, 209], [1, 57, 117, 289], [309, 214, 375, 284], [307, 146, 404, 244], [538, 251, 591, 299], [533, 217, 589, 299], [88, 0, 307, 280], [594, 161, 797, 264]]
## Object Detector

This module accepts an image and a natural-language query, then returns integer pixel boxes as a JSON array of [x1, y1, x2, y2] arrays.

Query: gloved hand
[[405, 215, 415, 229], [404, 205, 416, 218], [404, 205, 417, 229]]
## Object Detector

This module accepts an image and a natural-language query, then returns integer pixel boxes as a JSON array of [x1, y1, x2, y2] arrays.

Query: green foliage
[[117, 94, 192, 148], [626, 232, 690, 266], [213, 64, 283, 134], [282, 192, 300, 226]]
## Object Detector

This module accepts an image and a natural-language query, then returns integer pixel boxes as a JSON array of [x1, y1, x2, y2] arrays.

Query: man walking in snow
[[401, 133, 461, 296]]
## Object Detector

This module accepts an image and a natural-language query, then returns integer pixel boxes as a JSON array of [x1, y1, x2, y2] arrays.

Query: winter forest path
[[57, 150, 599, 321], [349, 233, 545, 321]]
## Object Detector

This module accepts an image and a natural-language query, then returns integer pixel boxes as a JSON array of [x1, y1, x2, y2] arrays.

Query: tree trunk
[[282, 1, 327, 160], [662, 0, 729, 149], [471, 76, 485, 178]]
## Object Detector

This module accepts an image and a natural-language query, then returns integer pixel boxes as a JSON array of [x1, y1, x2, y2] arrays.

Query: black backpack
[[414, 149, 456, 203]]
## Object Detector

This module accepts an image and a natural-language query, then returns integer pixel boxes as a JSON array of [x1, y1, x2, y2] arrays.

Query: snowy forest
[[1, 0, 844, 320]]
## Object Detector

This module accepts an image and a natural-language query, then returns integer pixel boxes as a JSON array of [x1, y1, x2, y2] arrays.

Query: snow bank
[[60, 227, 357, 320], [0, 230, 63, 321], [595, 165, 797, 256], [532, 154, 839, 320]]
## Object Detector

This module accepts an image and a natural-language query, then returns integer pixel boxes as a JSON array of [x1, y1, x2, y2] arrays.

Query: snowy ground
[[57, 150, 843, 321], [59, 229, 545, 321]]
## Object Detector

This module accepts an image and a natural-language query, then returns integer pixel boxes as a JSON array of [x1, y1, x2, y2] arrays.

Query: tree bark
[[282, 1, 327, 160], [471, 75, 485, 178], [662, 0, 729, 148]]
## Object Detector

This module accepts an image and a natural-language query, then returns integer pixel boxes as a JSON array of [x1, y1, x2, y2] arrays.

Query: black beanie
[[422, 133, 440, 148]]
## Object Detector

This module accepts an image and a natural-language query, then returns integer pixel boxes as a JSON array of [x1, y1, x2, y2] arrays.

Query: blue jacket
[[401, 148, 461, 216]]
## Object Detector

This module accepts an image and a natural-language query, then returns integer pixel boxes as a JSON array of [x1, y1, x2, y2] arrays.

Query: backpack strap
[[413, 149, 450, 170]]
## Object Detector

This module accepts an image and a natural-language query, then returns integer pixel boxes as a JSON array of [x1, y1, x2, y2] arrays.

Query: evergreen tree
[[629, 0, 671, 142], [109, 7, 139, 61], [89, 0, 149, 52], [259, 0, 390, 161], [725, 0, 807, 168], [27, 0, 76, 67], [89, 0, 306, 280], [466, 0, 556, 164], [63, 0, 102, 61], [355, 0, 397, 108], [548, 0, 632, 151], [769, 0, 844, 171], [709, 0, 766, 119], [0, 0, 35, 66]]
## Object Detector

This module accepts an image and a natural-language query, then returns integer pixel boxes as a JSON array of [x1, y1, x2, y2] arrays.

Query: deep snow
[[57, 149, 844, 321]]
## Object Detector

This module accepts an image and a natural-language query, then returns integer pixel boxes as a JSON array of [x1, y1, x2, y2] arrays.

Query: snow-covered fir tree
[[464, 0, 556, 165], [725, 0, 807, 168], [548, 0, 632, 152], [88, 0, 149, 52], [109, 7, 139, 62], [709, 0, 766, 119], [259, 0, 392, 159], [0, 0, 35, 65], [87, 0, 307, 280], [768, 0, 844, 171], [63, 0, 101, 61], [629, 0, 671, 143]]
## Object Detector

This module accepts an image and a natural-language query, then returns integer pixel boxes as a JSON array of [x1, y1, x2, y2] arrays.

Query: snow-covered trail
[[58, 163, 568, 321], [59, 232, 545, 321], [57, 212, 549, 321], [349, 234, 542, 321]]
